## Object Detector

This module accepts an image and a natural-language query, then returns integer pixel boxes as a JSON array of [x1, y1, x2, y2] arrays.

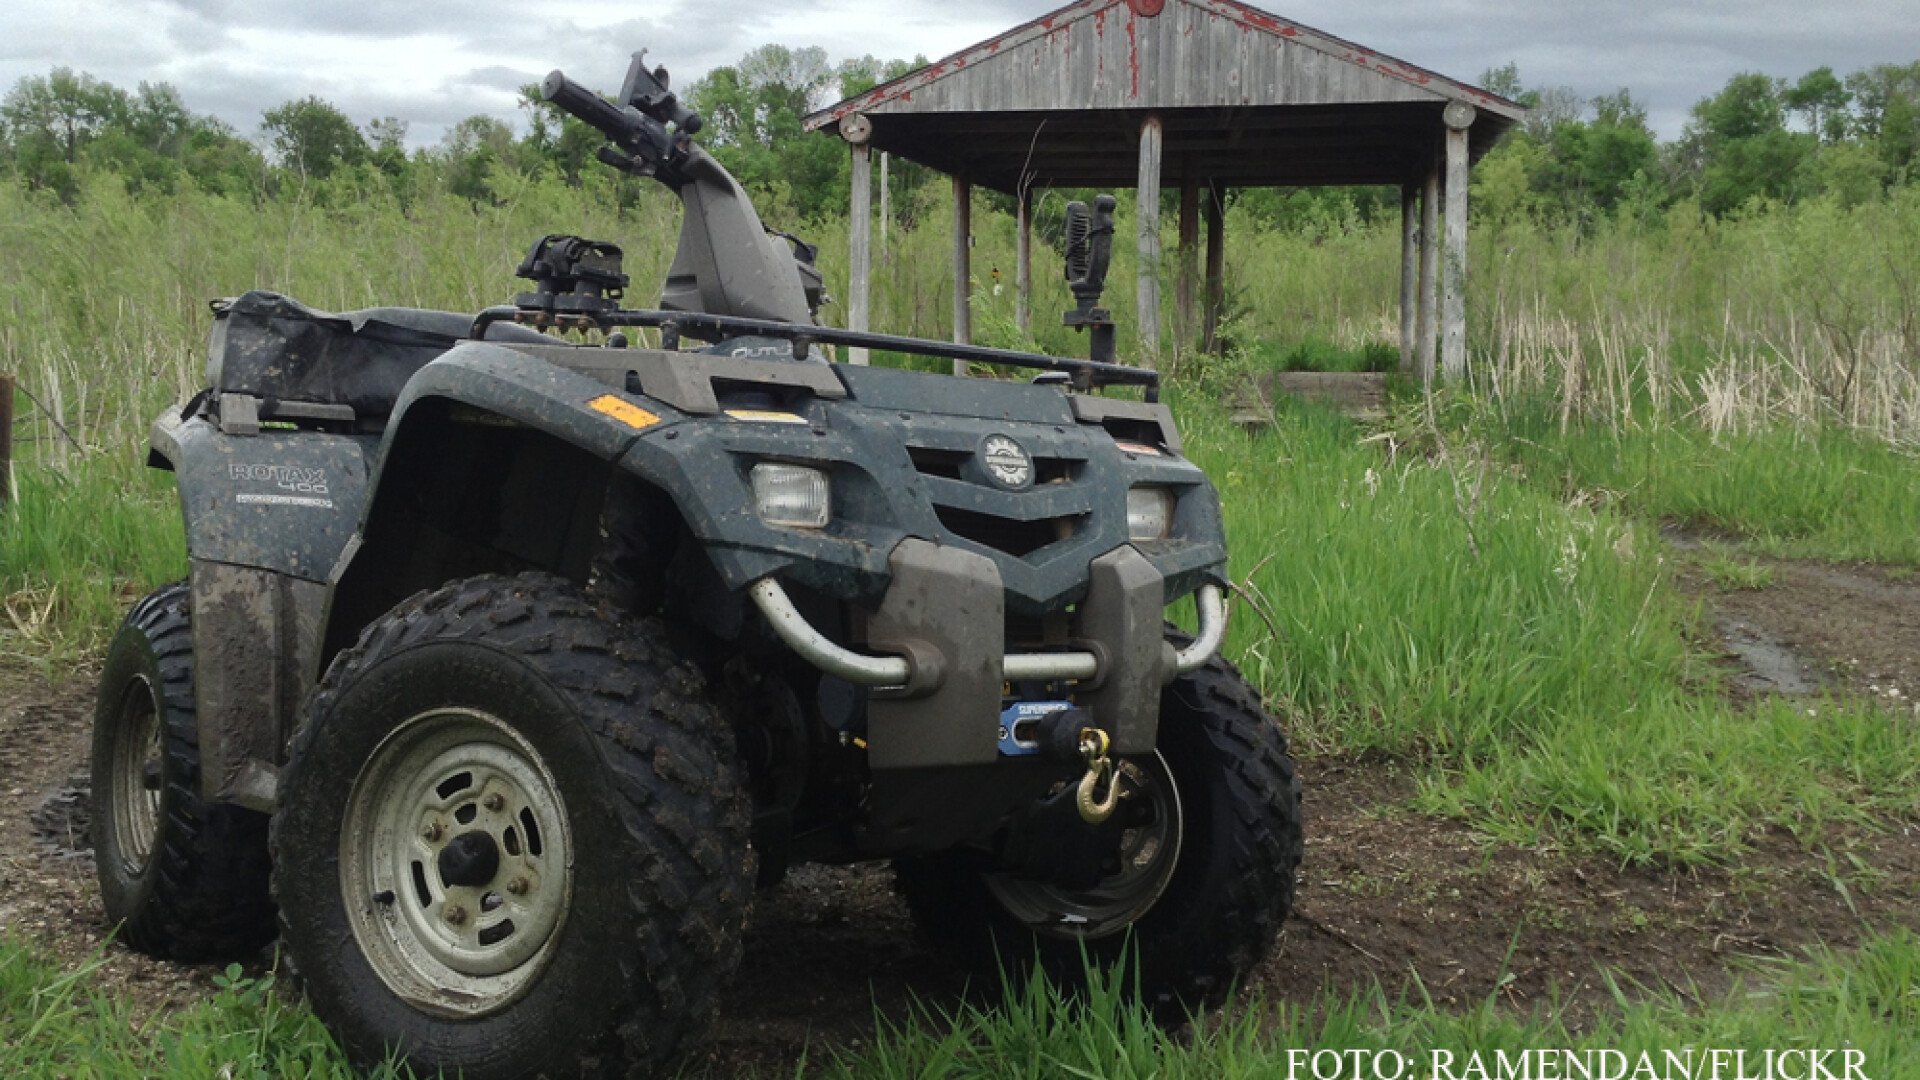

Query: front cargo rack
[[469, 305, 1161, 400]]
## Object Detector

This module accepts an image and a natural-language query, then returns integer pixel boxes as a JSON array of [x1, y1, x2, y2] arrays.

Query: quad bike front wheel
[[272, 574, 753, 1080], [90, 582, 278, 960], [894, 647, 1303, 1016]]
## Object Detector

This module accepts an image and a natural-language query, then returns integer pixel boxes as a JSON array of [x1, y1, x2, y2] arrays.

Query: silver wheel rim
[[341, 707, 573, 1018], [983, 750, 1184, 939], [109, 676, 164, 875]]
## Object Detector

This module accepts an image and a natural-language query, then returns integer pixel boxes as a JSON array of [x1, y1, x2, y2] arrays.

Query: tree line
[[3, 46, 1917, 230]]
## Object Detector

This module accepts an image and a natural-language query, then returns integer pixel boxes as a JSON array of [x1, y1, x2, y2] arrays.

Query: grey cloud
[[8, 0, 1920, 149]]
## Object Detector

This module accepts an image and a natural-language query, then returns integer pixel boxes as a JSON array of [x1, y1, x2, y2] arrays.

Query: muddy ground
[[2, 548, 1917, 1073]]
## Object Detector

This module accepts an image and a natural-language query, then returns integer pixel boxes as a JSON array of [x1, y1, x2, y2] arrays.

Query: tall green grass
[[1474, 405, 1920, 565], [0, 941, 409, 1079], [828, 932, 1920, 1079], [1177, 391, 1920, 864], [0, 456, 185, 660]]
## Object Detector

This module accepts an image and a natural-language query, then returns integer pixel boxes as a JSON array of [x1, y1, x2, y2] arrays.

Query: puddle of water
[[1719, 618, 1817, 695]]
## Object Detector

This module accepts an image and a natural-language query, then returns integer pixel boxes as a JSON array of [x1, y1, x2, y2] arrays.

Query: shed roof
[[804, 0, 1524, 194]]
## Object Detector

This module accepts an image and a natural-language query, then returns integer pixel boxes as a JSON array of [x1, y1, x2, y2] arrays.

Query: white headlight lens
[[751, 464, 830, 528], [1126, 486, 1175, 541]]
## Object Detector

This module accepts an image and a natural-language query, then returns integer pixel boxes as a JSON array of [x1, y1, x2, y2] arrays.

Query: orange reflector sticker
[[725, 409, 808, 424], [589, 395, 660, 430]]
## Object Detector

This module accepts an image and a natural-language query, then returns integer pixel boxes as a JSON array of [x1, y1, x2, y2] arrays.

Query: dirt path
[[3, 551, 1918, 1073]]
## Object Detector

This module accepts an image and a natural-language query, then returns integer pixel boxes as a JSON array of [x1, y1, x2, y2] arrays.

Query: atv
[[88, 50, 1302, 1080]]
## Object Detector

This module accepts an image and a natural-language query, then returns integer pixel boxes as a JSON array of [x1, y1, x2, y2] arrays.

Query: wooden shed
[[803, 0, 1523, 379]]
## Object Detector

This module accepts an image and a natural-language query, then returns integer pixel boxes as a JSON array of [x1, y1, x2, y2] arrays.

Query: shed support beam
[[952, 172, 972, 374], [1135, 115, 1163, 369], [1417, 157, 1440, 386], [1177, 175, 1200, 357], [847, 142, 872, 365], [1016, 185, 1032, 335], [1399, 183, 1418, 374], [879, 152, 890, 245], [1203, 181, 1225, 355], [1442, 103, 1475, 383]]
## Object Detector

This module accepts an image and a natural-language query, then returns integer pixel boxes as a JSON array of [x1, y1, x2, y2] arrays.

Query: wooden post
[[1399, 183, 1419, 373], [846, 141, 872, 365], [879, 152, 891, 244], [1417, 156, 1440, 386], [1015, 186, 1033, 335], [952, 172, 972, 373], [0, 373, 13, 506], [1442, 102, 1475, 383], [1176, 175, 1200, 358], [1203, 181, 1225, 355], [1135, 115, 1163, 368]]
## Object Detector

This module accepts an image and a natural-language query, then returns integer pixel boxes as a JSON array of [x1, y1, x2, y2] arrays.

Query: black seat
[[208, 291, 551, 422]]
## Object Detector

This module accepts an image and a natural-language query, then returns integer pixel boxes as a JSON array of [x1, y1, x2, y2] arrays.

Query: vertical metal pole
[[1442, 102, 1476, 383], [1177, 175, 1200, 358], [952, 172, 972, 373], [1399, 183, 1419, 374], [1417, 156, 1440, 386], [1203, 181, 1225, 355], [847, 142, 872, 365], [0, 373, 13, 506], [1135, 115, 1163, 369], [1016, 186, 1032, 336]]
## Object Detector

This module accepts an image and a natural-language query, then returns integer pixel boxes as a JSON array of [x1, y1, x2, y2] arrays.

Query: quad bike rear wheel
[[91, 582, 277, 960], [272, 574, 753, 1080], [894, 647, 1302, 1016]]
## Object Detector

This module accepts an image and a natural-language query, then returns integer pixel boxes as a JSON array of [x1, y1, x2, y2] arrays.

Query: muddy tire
[[272, 574, 753, 1080], [894, 648, 1302, 1016], [91, 581, 278, 960]]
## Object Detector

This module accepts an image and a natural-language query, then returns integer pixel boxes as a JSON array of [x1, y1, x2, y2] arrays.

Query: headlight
[[751, 463, 830, 529], [1126, 486, 1174, 541]]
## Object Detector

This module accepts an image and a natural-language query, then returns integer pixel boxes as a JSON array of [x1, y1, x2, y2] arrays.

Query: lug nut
[[483, 793, 505, 811], [423, 821, 443, 842], [444, 904, 468, 926], [506, 876, 530, 896]]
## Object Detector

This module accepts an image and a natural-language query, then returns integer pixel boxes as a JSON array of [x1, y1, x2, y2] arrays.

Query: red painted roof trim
[[802, 0, 1524, 133]]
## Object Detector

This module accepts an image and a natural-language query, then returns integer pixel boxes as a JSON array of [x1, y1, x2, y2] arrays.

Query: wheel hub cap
[[340, 707, 573, 1018]]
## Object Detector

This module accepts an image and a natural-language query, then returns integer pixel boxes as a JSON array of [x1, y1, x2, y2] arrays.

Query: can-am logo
[[229, 464, 329, 495], [981, 435, 1033, 490]]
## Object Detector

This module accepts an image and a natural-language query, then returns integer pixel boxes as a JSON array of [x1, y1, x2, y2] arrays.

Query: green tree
[[1784, 66, 1852, 142], [1, 67, 127, 198], [438, 114, 517, 202], [685, 44, 847, 222], [261, 95, 367, 179], [1682, 72, 1813, 214], [518, 85, 603, 185]]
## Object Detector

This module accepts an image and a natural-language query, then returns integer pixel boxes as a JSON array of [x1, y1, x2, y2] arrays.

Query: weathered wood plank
[[1016, 186, 1032, 334], [848, 142, 872, 365], [1232, 371, 1389, 427], [1417, 155, 1439, 385], [953, 173, 972, 372], [1443, 103, 1474, 382], [1203, 181, 1225, 354], [1399, 183, 1418, 372], [1136, 114, 1163, 368]]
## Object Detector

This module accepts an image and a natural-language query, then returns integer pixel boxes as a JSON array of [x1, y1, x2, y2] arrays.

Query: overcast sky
[[4, 0, 1917, 147]]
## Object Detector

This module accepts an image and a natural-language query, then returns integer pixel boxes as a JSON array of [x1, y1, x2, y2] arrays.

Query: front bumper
[[749, 538, 1227, 768]]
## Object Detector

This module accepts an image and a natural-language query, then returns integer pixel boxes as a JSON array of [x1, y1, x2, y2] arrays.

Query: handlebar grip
[[659, 97, 703, 135], [541, 70, 635, 141]]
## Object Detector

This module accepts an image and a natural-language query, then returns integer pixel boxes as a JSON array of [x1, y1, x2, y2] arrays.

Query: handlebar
[[540, 70, 638, 143]]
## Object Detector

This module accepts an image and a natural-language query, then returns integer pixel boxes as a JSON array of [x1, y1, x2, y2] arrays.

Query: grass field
[[5, 929, 1919, 1080], [3, 172, 1919, 1075]]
